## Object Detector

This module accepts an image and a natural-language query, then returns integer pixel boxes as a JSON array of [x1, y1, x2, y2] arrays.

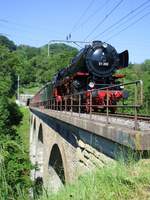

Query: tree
[[0, 46, 17, 96], [0, 35, 16, 51], [0, 42, 32, 199]]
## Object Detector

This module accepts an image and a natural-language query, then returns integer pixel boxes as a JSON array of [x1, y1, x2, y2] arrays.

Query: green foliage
[[119, 61, 150, 114], [28, 43, 78, 84], [0, 97, 32, 199], [8, 41, 78, 86], [0, 37, 32, 199], [39, 161, 150, 200], [0, 35, 16, 51], [0, 102, 32, 199], [0, 45, 18, 96], [0, 150, 31, 200], [0, 97, 23, 137], [7, 101, 23, 126], [0, 35, 78, 87], [17, 44, 41, 59]]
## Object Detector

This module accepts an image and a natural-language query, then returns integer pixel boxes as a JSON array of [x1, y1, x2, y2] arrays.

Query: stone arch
[[48, 144, 65, 191], [31, 123, 44, 197], [33, 117, 36, 131], [31, 117, 36, 146], [35, 124, 44, 178], [30, 114, 33, 125], [38, 124, 43, 143]]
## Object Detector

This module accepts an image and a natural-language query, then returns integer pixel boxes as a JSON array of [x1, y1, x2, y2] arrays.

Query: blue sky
[[0, 0, 150, 63]]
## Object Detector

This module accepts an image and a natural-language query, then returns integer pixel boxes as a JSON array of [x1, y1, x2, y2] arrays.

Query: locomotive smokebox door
[[86, 41, 119, 78], [119, 50, 129, 68]]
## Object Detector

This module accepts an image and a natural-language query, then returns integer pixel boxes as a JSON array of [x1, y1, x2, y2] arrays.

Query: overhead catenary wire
[[84, 0, 124, 41], [106, 10, 150, 41], [0, 18, 63, 36], [70, 0, 96, 34], [70, 0, 111, 35], [93, 0, 150, 40], [102, 4, 150, 40], [73, 42, 82, 48]]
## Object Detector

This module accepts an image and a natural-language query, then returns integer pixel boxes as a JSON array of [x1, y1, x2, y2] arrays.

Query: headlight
[[102, 42, 108, 48], [89, 82, 95, 88], [120, 85, 124, 89]]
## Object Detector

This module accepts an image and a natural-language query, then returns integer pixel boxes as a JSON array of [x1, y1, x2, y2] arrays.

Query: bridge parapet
[[31, 108, 150, 151]]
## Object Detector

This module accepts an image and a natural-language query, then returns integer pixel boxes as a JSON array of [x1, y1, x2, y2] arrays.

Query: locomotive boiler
[[31, 41, 129, 113], [54, 40, 128, 83]]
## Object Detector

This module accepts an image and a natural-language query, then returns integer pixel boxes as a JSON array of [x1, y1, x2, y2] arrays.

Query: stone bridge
[[29, 108, 150, 191]]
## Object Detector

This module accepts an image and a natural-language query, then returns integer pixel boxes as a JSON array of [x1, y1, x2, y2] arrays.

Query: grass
[[17, 106, 30, 151], [39, 160, 150, 200]]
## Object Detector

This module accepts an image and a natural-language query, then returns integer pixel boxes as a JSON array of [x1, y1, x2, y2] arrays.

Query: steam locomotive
[[31, 41, 129, 113]]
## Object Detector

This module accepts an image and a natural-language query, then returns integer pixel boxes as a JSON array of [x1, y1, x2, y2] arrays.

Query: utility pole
[[17, 75, 20, 101]]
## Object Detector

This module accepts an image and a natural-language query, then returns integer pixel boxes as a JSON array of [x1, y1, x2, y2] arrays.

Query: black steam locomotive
[[31, 41, 129, 113], [54, 40, 128, 83]]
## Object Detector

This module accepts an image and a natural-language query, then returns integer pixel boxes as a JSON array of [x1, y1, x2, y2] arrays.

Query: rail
[[30, 80, 144, 130]]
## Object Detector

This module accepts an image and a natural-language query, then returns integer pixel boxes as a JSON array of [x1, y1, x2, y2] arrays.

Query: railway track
[[79, 111, 150, 131], [93, 112, 150, 121], [39, 107, 150, 131]]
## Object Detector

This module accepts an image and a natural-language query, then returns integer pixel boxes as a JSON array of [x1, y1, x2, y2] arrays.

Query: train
[[30, 40, 129, 113]]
